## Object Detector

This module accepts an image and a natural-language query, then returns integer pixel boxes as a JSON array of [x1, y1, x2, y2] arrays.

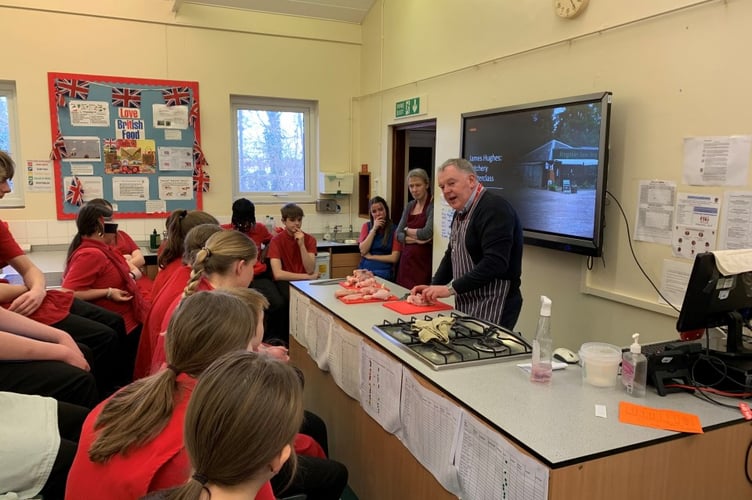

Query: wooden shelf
[[358, 172, 371, 218]]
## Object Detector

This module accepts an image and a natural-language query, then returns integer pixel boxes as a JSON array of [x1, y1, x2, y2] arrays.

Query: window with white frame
[[231, 96, 317, 203], [0, 81, 25, 207]]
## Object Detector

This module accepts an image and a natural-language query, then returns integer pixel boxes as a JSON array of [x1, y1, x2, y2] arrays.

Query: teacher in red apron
[[395, 168, 434, 290]]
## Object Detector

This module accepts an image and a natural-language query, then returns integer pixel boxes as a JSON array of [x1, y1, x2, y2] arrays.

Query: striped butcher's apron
[[450, 189, 511, 326]]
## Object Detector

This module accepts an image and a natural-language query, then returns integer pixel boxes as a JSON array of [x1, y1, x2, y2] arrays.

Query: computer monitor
[[676, 250, 752, 358]]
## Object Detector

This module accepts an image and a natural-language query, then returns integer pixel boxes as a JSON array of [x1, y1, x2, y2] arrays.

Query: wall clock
[[554, 0, 589, 19]]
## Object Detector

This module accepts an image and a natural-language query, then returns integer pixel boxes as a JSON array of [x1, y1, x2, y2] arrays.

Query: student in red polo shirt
[[65, 291, 277, 500], [267, 203, 319, 344]]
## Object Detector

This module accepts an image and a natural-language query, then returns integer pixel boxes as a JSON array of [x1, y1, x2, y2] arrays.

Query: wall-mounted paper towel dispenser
[[319, 173, 353, 194]]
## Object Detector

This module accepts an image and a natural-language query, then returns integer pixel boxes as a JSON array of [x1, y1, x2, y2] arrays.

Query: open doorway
[[389, 119, 436, 225]]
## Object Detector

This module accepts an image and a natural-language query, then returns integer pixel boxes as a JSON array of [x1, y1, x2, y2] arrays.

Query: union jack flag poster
[[189, 101, 200, 128], [49, 72, 202, 218], [51, 130, 68, 160], [193, 166, 210, 192], [65, 176, 85, 206], [55, 78, 90, 106], [162, 87, 192, 106], [193, 140, 208, 167], [112, 87, 142, 108]]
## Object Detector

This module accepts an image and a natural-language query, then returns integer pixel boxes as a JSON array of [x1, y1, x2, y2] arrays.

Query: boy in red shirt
[[267, 204, 319, 343]]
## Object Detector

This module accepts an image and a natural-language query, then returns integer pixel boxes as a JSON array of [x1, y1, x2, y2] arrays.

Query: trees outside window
[[232, 96, 317, 203]]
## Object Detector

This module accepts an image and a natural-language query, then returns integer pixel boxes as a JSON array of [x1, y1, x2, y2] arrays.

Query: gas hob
[[372, 313, 532, 370]]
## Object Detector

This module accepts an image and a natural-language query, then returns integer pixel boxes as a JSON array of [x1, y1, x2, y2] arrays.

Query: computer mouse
[[553, 347, 580, 364]]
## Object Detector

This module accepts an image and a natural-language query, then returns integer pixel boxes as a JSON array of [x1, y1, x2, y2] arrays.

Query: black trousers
[[40, 400, 89, 500], [270, 409, 347, 500], [51, 298, 126, 395], [271, 455, 348, 500], [250, 273, 290, 345], [0, 342, 99, 408]]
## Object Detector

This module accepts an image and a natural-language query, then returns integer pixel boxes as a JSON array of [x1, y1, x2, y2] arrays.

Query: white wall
[[0, 0, 361, 242], [356, 0, 752, 348]]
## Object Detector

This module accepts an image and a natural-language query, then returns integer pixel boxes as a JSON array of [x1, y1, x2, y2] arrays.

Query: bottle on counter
[[622, 333, 647, 397], [266, 216, 275, 234], [530, 295, 553, 384], [149, 229, 161, 250]]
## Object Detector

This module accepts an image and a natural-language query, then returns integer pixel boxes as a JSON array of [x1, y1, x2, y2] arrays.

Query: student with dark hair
[[268, 203, 319, 282], [267, 203, 319, 343], [358, 196, 401, 281], [62, 203, 150, 380], [86, 198, 148, 281], [153, 210, 219, 297], [222, 198, 287, 343]]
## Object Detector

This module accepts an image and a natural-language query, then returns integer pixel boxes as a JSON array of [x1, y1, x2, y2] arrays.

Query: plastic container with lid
[[579, 342, 621, 387]]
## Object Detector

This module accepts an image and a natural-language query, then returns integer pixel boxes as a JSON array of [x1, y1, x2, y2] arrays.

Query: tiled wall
[[5, 211, 358, 248]]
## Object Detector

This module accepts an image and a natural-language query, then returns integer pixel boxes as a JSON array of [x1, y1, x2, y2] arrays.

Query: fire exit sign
[[395, 96, 425, 118]]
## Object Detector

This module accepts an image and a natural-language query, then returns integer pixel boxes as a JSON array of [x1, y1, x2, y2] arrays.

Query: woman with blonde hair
[[395, 168, 434, 289], [65, 291, 277, 500], [149, 229, 257, 371], [146, 351, 303, 500]]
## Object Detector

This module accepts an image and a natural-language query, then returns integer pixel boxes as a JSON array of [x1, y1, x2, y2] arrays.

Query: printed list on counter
[[291, 289, 550, 500]]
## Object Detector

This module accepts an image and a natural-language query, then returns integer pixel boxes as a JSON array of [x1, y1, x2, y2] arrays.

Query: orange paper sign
[[618, 401, 704, 434]]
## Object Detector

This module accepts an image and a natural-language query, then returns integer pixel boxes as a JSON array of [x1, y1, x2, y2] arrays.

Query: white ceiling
[[174, 0, 377, 24]]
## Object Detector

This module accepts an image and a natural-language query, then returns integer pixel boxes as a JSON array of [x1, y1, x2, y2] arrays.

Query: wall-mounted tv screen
[[461, 91, 612, 257]]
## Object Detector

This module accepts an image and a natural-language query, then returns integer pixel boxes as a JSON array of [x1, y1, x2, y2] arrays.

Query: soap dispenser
[[622, 333, 647, 397], [149, 229, 161, 250]]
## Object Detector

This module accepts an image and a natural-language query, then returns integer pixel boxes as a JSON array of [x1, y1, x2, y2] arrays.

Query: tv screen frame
[[460, 91, 612, 257]]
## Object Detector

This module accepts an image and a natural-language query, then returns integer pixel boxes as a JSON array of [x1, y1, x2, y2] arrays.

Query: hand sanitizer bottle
[[622, 333, 647, 397], [531, 296, 553, 384]]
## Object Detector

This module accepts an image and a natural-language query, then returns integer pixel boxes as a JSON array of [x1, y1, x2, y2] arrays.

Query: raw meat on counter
[[406, 293, 433, 306]]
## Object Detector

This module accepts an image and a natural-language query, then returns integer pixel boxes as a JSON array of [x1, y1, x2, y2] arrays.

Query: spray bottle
[[531, 296, 553, 384], [622, 333, 647, 397]]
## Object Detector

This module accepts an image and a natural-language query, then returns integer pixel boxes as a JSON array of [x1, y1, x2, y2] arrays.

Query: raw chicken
[[355, 277, 378, 288], [340, 293, 365, 303], [406, 293, 432, 306], [363, 288, 392, 300], [335, 288, 362, 298]]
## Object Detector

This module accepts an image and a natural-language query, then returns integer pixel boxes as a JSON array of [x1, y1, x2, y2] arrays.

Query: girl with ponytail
[[65, 291, 276, 500]]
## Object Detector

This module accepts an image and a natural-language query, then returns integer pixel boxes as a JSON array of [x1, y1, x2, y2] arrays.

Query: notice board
[[47, 72, 208, 219]]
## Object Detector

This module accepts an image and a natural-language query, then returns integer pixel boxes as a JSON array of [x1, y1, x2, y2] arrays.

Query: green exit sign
[[395, 96, 424, 118]]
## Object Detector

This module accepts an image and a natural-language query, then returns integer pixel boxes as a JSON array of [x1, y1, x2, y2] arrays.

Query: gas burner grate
[[373, 313, 532, 370]]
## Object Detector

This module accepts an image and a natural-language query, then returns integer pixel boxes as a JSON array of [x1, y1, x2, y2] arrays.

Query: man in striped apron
[[415, 158, 523, 330]]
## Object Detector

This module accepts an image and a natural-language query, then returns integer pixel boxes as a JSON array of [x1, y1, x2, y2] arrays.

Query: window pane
[[0, 83, 24, 207], [236, 109, 306, 193], [0, 96, 9, 151]]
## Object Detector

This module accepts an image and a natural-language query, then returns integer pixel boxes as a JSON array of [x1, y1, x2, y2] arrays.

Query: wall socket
[[315, 198, 339, 213]]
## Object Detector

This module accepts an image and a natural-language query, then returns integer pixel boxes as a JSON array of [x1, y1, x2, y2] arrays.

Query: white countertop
[[292, 280, 744, 468]]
